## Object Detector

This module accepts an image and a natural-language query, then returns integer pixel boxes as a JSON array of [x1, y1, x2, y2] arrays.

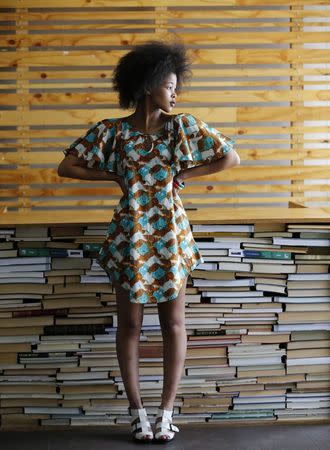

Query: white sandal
[[154, 407, 180, 443], [128, 406, 154, 443]]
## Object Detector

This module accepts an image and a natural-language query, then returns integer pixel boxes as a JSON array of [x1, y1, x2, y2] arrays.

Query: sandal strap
[[155, 414, 180, 433], [129, 407, 153, 435], [155, 422, 179, 433]]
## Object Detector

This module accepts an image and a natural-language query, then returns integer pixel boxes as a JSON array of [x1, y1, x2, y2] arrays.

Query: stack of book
[[0, 222, 329, 428]]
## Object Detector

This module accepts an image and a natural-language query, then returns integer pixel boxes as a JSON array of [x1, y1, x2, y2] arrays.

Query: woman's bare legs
[[114, 281, 144, 409], [157, 275, 188, 410]]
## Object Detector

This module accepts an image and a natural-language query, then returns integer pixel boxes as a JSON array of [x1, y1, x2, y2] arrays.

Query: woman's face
[[147, 72, 178, 113]]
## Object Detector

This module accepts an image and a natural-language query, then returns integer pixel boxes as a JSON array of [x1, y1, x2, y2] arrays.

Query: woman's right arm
[[57, 154, 119, 182]]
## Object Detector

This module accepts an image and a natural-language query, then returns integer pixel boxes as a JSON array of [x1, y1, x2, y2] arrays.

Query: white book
[[0, 272, 45, 278], [190, 263, 217, 270], [287, 393, 330, 398], [0, 264, 51, 273], [210, 297, 273, 303], [287, 357, 330, 366], [202, 291, 264, 298], [80, 276, 109, 283], [11, 237, 51, 241], [273, 296, 330, 303], [252, 263, 296, 274], [195, 242, 241, 249], [233, 403, 285, 410], [191, 224, 254, 232], [228, 344, 281, 352], [0, 335, 40, 343], [229, 357, 283, 365], [24, 406, 81, 414], [0, 257, 51, 266], [287, 273, 330, 281], [199, 250, 228, 256], [192, 279, 255, 287], [233, 396, 286, 404], [0, 278, 46, 283], [273, 237, 330, 247], [0, 293, 43, 299], [255, 284, 286, 294], [218, 262, 252, 272], [233, 308, 282, 313], [217, 317, 275, 323], [243, 258, 294, 265], [274, 323, 330, 331]]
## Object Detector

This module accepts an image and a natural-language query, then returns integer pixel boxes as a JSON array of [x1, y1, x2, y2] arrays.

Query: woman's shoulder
[[172, 112, 202, 128]]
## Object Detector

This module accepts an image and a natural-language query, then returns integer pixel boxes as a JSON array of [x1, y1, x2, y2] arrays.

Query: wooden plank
[[4, 21, 330, 33], [5, 80, 330, 90], [2, 49, 329, 68], [1, 66, 329, 81], [3, 31, 330, 49], [1, 166, 329, 184], [1, 183, 329, 198], [2, 194, 329, 209], [2, 9, 330, 21], [1, 125, 329, 140], [2, 1, 328, 8], [2, 90, 330, 106], [3, 149, 330, 166], [0, 125, 329, 139], [1, 207, 329, 227], [4, 106, 330, 126]]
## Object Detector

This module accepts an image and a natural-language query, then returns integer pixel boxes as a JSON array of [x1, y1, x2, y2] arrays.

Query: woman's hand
[[173, 174, 185, 191]]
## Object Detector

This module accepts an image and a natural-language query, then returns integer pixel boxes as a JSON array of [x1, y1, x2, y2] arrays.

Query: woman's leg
[[157, 275, 188, 410], [114, 281, 144, 409]]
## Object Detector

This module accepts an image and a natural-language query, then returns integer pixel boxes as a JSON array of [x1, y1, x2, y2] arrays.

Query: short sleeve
[[63, 119, 118, 174], [171, 113, 235, 175]]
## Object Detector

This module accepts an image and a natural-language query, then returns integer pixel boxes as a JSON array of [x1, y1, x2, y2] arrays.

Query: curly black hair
[[112, 40, 192, 109]]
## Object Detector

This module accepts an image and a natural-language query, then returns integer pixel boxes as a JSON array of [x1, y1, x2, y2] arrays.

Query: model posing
[[58, 40, 240, 444]]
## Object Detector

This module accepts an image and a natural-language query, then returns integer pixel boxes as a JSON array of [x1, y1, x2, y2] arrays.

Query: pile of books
[[0, 222, 329, 428]]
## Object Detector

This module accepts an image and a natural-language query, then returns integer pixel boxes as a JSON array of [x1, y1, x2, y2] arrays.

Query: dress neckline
[[120, 115, 175, 136]]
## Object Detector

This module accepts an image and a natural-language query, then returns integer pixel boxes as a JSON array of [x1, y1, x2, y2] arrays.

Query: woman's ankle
[[129, 403, 144, 410], [158, 403, 174, 411]]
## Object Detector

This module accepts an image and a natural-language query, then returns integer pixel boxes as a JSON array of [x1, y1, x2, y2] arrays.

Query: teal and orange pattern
[[63, 113, 235, 304]]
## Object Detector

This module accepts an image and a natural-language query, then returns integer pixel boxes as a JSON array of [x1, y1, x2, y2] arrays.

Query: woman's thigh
[[157, 275, 188, 329], [113, 280, 144, 329]]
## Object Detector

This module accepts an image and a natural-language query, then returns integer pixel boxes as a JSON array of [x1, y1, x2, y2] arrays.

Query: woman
[[58, 40, 240, 444]]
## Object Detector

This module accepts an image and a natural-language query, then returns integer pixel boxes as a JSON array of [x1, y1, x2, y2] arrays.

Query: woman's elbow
[[228, 150, 240, 167], [57, 160, 72, 178], [57, 162, 66, 177]]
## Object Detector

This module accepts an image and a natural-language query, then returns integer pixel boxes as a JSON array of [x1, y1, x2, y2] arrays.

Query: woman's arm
[[179, 149, 240, 181], [57, 154, 119, 182]]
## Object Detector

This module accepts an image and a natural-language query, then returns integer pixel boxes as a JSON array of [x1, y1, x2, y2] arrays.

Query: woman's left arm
[[179, 149, 240, 181]]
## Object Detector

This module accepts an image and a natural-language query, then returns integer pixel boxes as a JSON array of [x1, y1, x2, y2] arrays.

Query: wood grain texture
[[1, 1, 329, 212]]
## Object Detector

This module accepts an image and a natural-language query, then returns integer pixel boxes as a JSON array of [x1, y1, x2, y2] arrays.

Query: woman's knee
[[113, 281, 143, 335]]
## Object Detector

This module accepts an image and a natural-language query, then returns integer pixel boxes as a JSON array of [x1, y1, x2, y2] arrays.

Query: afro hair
[[112, 40, 192, 109]]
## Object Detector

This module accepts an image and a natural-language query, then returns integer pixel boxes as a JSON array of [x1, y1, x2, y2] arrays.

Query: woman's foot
[[154, 407, 179, 443], [128, 406, 154, 443]]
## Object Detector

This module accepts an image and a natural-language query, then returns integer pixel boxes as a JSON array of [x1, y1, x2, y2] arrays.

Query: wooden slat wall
[[1, 0, 329, 213]]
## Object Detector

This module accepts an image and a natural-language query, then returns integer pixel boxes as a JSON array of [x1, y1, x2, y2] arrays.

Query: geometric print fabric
[[63, 113, 235, 304]]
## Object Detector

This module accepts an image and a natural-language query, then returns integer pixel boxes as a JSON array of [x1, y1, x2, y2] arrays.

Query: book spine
[[43, 324, 106, 335], [229, 249, 291, 259]]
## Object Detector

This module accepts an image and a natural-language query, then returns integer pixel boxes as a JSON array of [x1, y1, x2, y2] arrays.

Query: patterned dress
[[63, 113, 235, 304]]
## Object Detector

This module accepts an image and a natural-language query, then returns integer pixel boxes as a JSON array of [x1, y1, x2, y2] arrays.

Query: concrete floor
[[1, 423, 330, 450]]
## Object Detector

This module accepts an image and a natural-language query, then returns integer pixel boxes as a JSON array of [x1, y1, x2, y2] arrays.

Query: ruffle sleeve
[[63, 119, 118, 174], [171, 113, 236, 175]]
